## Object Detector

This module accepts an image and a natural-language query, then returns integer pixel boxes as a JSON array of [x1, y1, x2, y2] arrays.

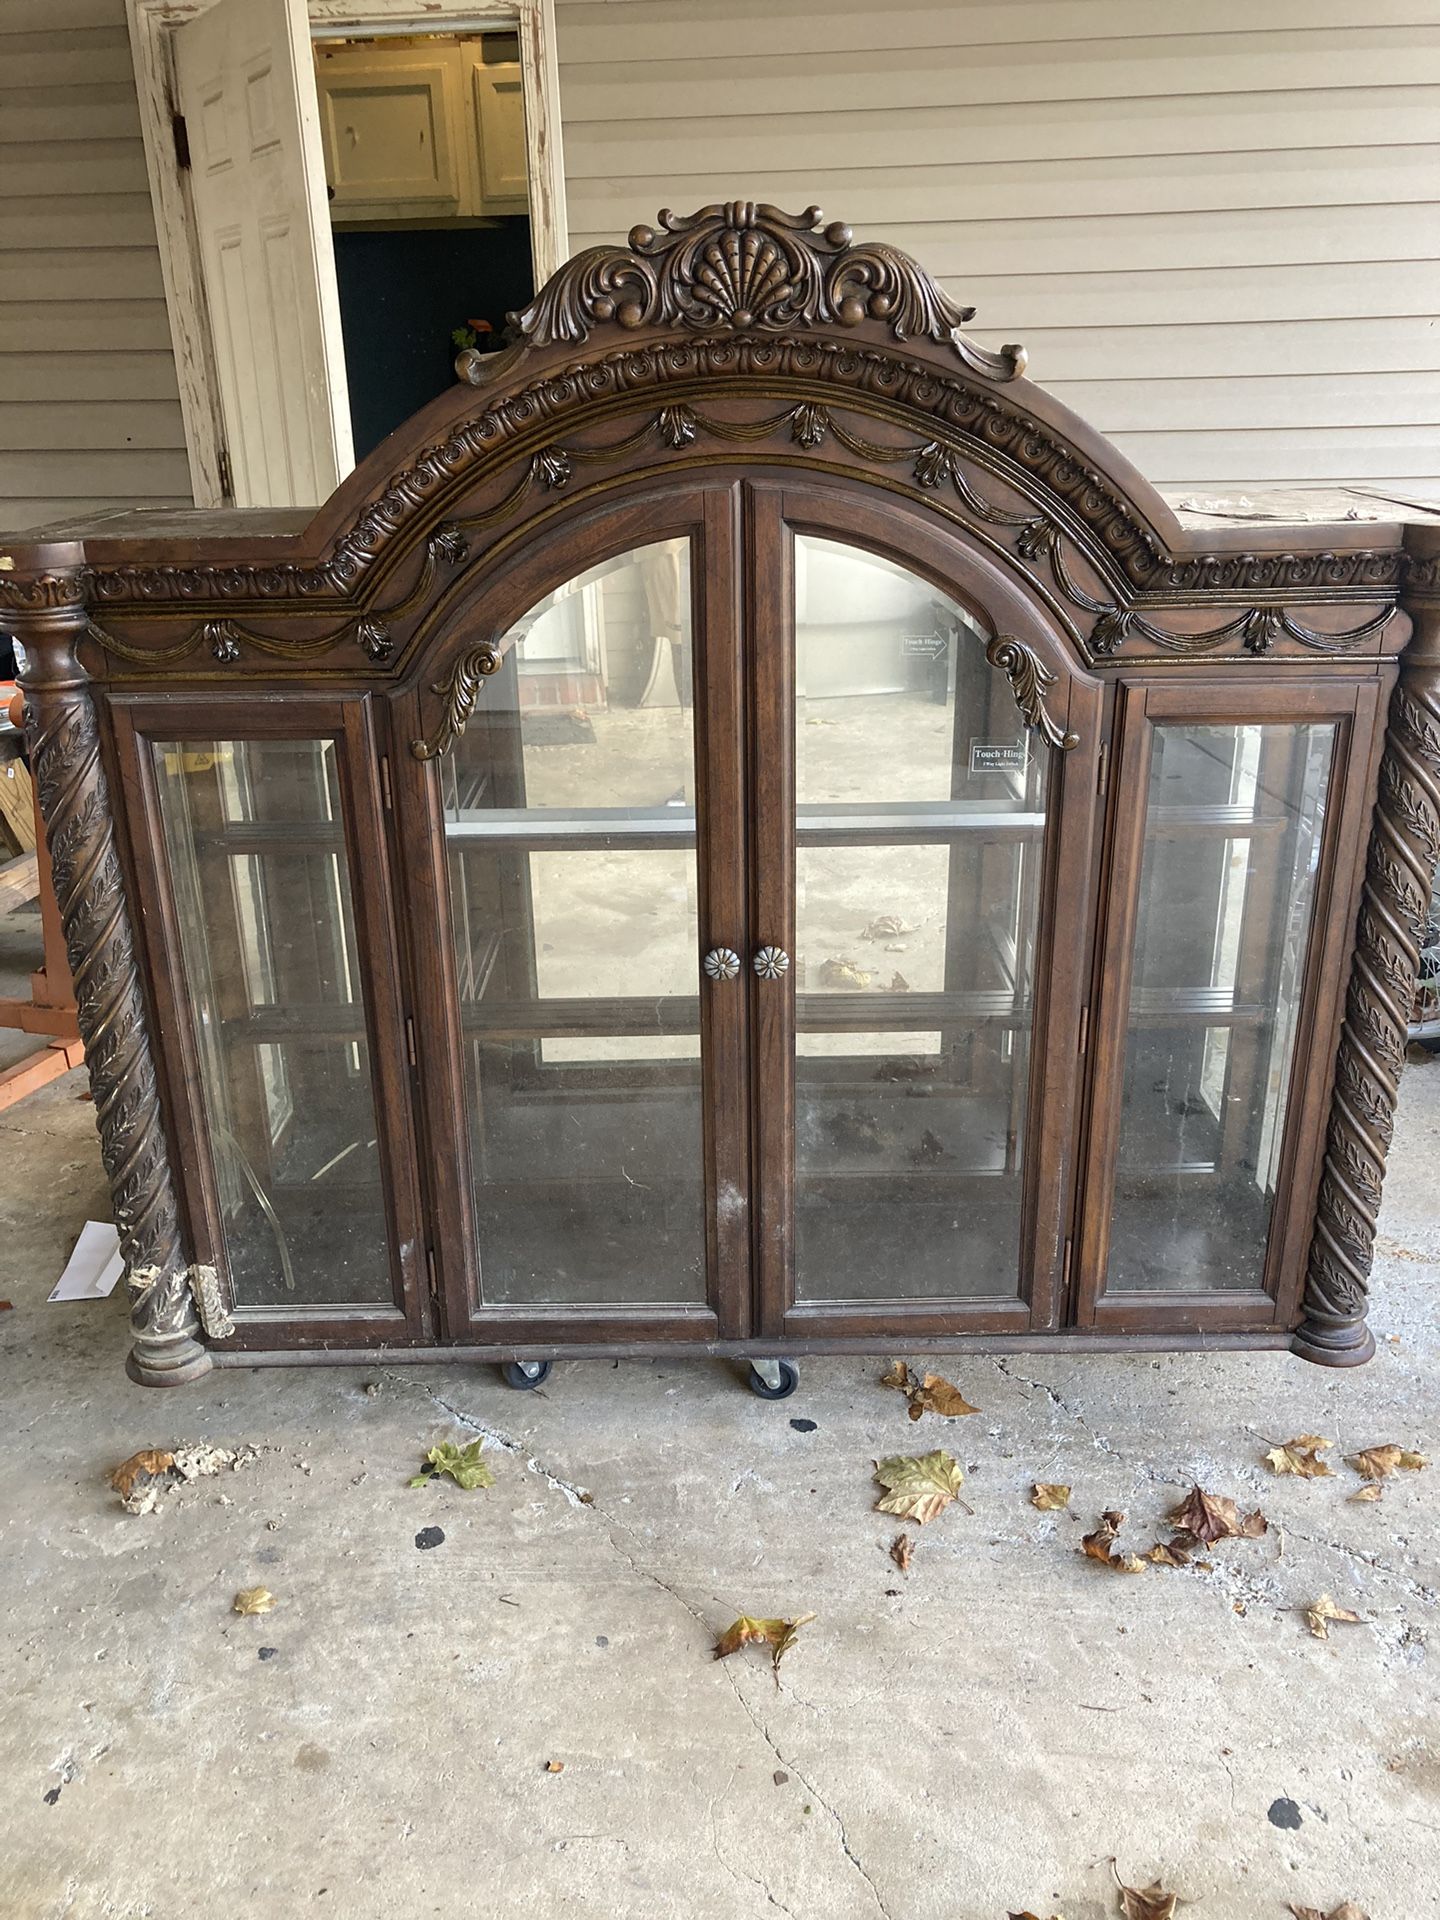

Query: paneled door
[[745, 486, 1103, 1344]]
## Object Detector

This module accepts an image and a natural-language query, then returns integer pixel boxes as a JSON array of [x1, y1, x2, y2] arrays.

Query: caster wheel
[[501, 1360, 551, 1391], [747, 1359, 800, 1400]]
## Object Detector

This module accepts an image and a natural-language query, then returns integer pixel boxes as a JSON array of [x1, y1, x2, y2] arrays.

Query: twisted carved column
[[1295, 539, 1440, 1364], [0, 543, 213, 1386]]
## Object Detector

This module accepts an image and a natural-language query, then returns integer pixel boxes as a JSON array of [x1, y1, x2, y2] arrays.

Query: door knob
[[753, 946, 790, 979], [704, 948, 741, 982]]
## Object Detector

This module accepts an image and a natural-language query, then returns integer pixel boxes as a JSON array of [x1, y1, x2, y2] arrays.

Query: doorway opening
[[314, 27, 537, 462]]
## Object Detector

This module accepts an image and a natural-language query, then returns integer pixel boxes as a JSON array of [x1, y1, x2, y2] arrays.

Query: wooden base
[[0, 1035, 84, 1111]]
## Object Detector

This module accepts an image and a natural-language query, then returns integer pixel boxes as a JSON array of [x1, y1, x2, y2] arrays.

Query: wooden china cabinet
[[3, 203, 1437, 1393]]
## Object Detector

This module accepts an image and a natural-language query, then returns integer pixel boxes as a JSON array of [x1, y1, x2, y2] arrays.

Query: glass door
[[413, 491, 750, 1341], [750, 487, 1101, 1340]]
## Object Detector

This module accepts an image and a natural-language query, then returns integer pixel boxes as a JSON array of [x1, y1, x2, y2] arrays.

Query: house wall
[[555, 0, 1440, 494], [1, 0, 1438, 528], [0, 0, 193, 529]]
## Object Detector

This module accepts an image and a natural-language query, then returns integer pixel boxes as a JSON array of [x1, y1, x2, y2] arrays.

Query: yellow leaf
[[1302, 1594, 1363, 1640], [905, 1373, 980, 1421], [1080, 1510, 1147, 1574], [1347, 1444, 1426, 1480], [1264, 1436, 1334, 1478], [1030, 1483, 1071, 1510], [873, 1451, 964, 1525], [714, 1612, 816, 1676], [1348, 1484, 1384, 1503], [233, 1586, 276, 1616]]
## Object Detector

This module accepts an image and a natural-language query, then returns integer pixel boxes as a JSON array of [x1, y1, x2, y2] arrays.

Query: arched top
[[0, 201, 1419, 680]]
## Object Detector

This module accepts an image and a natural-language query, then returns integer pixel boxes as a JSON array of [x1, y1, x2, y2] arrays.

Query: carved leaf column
[[0, 543, 216, 1386], [1295, 538, 1440, 1364]]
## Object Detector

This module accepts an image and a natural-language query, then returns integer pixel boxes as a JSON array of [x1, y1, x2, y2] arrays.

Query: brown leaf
[[1119, 1883, 1178, 1920], [1030, 1483, 1071, 1510], [1145, 1532, 1201, 1568], [1347, 1444, 1426, 1480], [107, 1449, 176, 1500], [889, 1532, 913, 1573], [1289, 1905, 1370, 1920], [1348, 1484, 1384, 1503], [1264, 1435, 1334, 1478], [233, 1586, 276, 1616], [873, 1451, 964, 1525], [714, 1612, 816, 1676], [543, 1759, 564, 1774], [1302, 1594, 1364, 1640], [905, 1372, 980, 1421], [1008, 1913, 1065, 1919], [1168, 1484, 1268, 1544], [879, 1360, 912, 1392], [1080, 1511, 1147, 1574]]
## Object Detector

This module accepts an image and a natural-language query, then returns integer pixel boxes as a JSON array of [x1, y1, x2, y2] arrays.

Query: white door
[[175, 0, 352, 508]]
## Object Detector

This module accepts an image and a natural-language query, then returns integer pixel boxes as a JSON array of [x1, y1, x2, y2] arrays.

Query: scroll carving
[[985, 636, 1080, 752], [411, 642, 503, 760], [512, 202, 1027, 381], [1296, 662, 1440, 1364]]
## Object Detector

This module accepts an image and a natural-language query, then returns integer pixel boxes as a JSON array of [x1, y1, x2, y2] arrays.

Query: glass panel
[[793, 536, 1046, 1303], [1106, 721, 1335, 1292], [443, 539, 706, 1308], [152, 738, 394, 1309]]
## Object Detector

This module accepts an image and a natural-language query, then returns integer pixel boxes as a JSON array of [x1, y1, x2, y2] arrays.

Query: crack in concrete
[[1278, 1523, 1439, 1609], [405, 1378, 593, 1508], [400, 1374, 889, 1920], [707, 1766, 799, 1920]]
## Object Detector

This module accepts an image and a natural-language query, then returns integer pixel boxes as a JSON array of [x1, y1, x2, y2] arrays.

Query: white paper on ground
[[49, 1220, 124, 1302]]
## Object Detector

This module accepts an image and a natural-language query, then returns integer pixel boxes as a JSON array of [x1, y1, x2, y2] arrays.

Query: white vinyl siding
[[0, 0, 192, 530], [555, 0, 1440, 493]]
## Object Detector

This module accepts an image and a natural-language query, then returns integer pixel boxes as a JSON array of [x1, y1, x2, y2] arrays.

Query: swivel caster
[[501, 1360, 551, 1391], [746, 1358, 799, 1400]]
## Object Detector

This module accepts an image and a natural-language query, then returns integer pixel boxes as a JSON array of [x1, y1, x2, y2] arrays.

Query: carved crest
[[511, 202, 1026, 382]]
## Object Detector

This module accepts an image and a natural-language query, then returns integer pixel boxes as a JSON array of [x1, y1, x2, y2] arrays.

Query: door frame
[[126, 0, 571, 509], [746, 481, 1106, 1344], [395, 482, 752, 1347]]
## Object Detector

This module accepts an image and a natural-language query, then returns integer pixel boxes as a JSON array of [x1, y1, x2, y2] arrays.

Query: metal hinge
[[1078, 1004, 1089, 1056], [216, 445, 234, 501], [379, 753, 394, 812], [1096, 741, 1109, 800], [1061, 1237, 1074, 1294], [405, 1015, 417, 1067], [171, 111, 191, 170], [425, 1248, 438, 1301]]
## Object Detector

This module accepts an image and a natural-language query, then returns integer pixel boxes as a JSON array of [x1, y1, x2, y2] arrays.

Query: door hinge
[[425, 1247, 438, 1301], [405, 1014, 418, 1067], [1062, 1236, 1074, 1294], [216, 444, 234, 501], [1096, 740, 1109, 801], [1077, 1004, 1089, 1056], [379, 753, 394, 812], [171, 111, 191, 171]]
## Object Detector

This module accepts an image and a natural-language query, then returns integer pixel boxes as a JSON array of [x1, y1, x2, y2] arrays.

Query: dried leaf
[[1303, 1594, 1364, 1640], [1349, 1483, 1384, 1503], [890, 1532, 913, 1573], [1264, 1435, 1334, 1478], [1118, 1882, 1178, 1920], [1347, 1444, 1426, 1480], [1030, 1483, 1071, 1511], [1145, 1534, 1201, 1568], [1080, 1510, 1147, 1574], [1008, 1913, 1065, 1919], [233, 1586, 276, 1616], [905, 1373, 980, 1421], [107, 1449, 176, 1501], [1168, 1485, 1268, 1544], [1288, 1905, 1370, 1920], [714, 1612, 816, 1676], [544, 1759, 564, 1774], [819, 957, 871, 989], [873, 1451, 964, 1525], [409, 1439, 494, 1490], [879, 1360, 913, 1392]]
